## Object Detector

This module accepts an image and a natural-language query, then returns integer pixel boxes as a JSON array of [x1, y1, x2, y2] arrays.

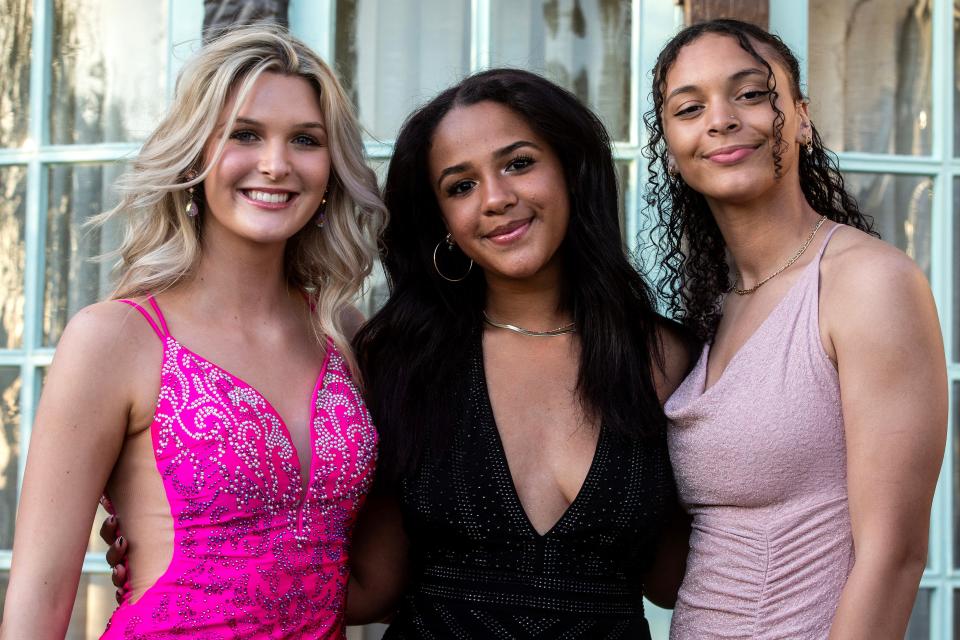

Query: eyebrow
[[232, 117, 326, 130], [666, 67, 768, 102], [436, 140, 542, 189]]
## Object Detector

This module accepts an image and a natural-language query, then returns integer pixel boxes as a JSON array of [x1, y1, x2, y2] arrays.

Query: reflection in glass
[[0, 369, 20, 550], [65, 573, 114, 639], [490, 0, 631, 141], [0, 166, 26, 348], [615, 160, 629, 243], [335, 0, 470, 141], [955, 178, 959, 362], [955, 0, 960, 155], [0, 0, 31, 147], [842, 173, 932, 275], [954, 382, 960, 567], [50, 0, 167, 144], [808, 0, 932, 155], [44, 164, 125, 346], [904, 587, 931, 639]]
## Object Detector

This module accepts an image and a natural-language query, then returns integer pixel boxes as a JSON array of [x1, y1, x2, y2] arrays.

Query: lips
[[485, 218, 532, 245], [704, 144, 761, 165]]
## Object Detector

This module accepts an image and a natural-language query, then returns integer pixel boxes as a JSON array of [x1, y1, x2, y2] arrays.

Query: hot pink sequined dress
[[101, 296, 377, 639]]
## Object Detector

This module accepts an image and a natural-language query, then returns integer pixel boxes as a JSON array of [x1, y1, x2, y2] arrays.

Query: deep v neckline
[[475, 340, 604, 538], [700, 254, 819, 397], [165, 334, 331, 497]]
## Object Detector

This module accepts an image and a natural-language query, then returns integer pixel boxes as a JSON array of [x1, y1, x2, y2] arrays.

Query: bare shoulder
[[653, 317, 699, 402], [53, 299, 163, 386], [820, 225, 931, 314], [339, 304, 367, 342]]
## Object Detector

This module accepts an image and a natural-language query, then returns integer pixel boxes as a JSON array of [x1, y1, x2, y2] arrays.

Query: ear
[[666, 153, 679, 175], [795, 100, 812, 144]]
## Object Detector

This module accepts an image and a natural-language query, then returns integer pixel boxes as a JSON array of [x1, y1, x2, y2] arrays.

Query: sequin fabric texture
[[102, 297, 377, 639], [384, 338, 675, 640]]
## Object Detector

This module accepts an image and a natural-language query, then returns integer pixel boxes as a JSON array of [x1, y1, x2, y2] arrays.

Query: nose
[[707, 108, 741, 135], [480, 175, 517, 215], [258, 139, 291, 180]]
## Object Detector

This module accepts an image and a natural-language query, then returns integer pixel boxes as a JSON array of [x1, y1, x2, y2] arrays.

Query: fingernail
[[112, 566, 118, 577], [117, 536, 125, 547]]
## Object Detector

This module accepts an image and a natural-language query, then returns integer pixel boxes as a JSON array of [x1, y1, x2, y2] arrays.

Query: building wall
[[0, 1, 955, 638]]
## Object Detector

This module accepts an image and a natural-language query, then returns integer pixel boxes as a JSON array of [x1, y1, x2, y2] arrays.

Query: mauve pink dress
[[101, 296, 377, 639], [665, 225, 853, 639]]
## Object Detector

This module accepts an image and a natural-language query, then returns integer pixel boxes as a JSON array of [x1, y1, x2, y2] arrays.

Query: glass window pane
[[335, 0, 470, 141], [955, 178, 959, 362], [50, 0, 168, 145], [616, 160, 629, 242], [44, 163, 125, 346], [905, 587, 931, 639], [842, 173, 932, 276], [489, 0, 632, 141], [0, 166, 27, 349], [808, 0, 932, 156], [0, 369, 20, 550], [954, 381, 960, 566], [65, 573, 114, 639], [0, 0, 31, 148], [955, 0, 960, 156]]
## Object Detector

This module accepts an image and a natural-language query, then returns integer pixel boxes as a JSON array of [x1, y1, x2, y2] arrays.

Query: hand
[[98, 514, 129, 603]]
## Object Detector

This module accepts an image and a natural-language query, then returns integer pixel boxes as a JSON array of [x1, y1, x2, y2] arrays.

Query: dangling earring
[[184, 173, 199, 218], [666, 156, 679, 178], [804, 135, 814, 155], [315, 190, 328, 228], [433, 232, 473, 282]]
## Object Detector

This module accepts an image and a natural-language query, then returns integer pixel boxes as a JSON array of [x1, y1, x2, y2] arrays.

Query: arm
[[1, 304, 143, 639], [346, 491, 410, 624], [825, 243, 947, 639], [642, 503, 691, 608], [641, 319, 696, 608]]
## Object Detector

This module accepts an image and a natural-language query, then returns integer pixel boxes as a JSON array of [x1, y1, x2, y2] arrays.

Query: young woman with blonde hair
[[1, 24, 385, 639]]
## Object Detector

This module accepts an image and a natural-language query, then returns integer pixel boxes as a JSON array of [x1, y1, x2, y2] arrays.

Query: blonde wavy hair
[[99, 24, 386, 375]]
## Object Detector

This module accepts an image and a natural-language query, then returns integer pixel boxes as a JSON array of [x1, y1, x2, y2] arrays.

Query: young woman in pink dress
[[645, 19, 947, 639], [1, 25, 385, 639]]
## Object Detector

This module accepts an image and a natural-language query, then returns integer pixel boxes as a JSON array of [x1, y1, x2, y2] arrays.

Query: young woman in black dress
[[348, 68, 691, 638]]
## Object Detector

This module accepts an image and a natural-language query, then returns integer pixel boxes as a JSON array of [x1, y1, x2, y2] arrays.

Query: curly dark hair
[[642, 18, 877, 342]]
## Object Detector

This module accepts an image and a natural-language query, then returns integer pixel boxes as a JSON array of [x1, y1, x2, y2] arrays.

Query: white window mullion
[[470, 0, 490, 72]]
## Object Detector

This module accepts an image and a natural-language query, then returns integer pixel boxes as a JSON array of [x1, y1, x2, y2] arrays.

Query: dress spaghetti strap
[[118, 297, 167, 340]]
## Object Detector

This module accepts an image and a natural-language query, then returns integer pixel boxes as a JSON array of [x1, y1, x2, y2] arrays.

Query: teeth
[[246, 190, 291, 204]]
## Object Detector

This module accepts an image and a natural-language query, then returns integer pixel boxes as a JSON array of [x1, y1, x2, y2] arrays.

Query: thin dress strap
[[147, 295, 171, 336], [815, 222, 843, 260], [118, 297, 167, 340]]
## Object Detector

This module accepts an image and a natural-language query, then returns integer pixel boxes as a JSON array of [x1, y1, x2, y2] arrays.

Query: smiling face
[[200, 71, 331, 248], [428, 101, 570, 285], [661, 33, 811, 205]]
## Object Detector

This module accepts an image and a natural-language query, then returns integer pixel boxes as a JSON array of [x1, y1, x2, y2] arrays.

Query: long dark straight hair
[[642, 19, 877, 342], [355, 68, 669, 483]]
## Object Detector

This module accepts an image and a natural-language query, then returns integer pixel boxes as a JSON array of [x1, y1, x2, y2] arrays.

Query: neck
[[483, 265, 571, 333], [176, 226, 297, 323], [706, 181, 821, 283]]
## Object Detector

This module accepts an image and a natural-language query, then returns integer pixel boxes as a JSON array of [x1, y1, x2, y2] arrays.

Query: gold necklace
[[732, 215, 828, 295], [482, 311, 577, 337]]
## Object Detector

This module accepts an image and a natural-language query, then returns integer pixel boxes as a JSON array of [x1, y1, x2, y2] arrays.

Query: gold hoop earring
[[433, 233, 473, 283]]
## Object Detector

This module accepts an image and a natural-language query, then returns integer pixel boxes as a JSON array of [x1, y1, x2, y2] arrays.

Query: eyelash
[[228, 130, 321, 146], [444, 154, 537, 197], [673, 90, 771, 118]]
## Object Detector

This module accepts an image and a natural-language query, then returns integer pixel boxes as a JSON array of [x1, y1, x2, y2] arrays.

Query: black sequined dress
[[384, 341, 676, 639]]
